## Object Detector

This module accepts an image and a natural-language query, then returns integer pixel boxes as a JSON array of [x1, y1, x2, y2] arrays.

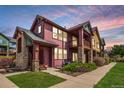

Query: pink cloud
[[105, 39, 124, 47], [42, 10, 68, 20], [93, 16, 124, 31]]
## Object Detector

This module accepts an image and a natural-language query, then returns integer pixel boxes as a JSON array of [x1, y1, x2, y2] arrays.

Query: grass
[[7, 72, 65, 88], [94, 62, 124, 88]]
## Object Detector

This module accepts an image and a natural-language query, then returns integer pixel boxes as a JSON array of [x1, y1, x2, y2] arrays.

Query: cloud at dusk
[[0, 5, 124, 47]]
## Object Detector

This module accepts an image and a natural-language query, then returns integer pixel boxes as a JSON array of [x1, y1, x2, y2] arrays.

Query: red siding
[[44, 22, 64, 67]]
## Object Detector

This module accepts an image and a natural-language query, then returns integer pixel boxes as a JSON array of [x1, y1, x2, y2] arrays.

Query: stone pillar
[[32, 44, 39, 72], [78, 29, 85, 63]]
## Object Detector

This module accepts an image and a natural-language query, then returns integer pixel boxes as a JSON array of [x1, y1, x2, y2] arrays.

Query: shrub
[[9, 62, 16, 68], [61, 62, 97, 73], [93, 57, 106, 66], [116, 57, 124, 62], [0, 56, 15, 69]]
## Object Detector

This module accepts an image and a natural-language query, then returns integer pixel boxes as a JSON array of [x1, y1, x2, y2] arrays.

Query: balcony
[[0, 51, 15, 55], [65, 39, 91, 49]]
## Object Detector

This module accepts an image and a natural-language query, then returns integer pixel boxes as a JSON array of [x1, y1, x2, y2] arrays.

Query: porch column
[[78, 29, 85, 63], [32, 44, 39, 72], [90, 36, 93, 63], [7, 45, 9, 56]]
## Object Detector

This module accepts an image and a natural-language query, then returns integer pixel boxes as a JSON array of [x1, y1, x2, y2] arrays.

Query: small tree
[[110, 45, 124, 57]]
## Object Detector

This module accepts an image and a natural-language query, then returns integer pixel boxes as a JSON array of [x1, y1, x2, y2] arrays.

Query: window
[[17, 38, 22, 53], [97, 43, 99, 49], [63, 49, 67, 59], [53, 27, 58, 39], [72, 53, 78, 61], [72, 36, 77, 46], [0, 40, 3, 43], [58, 30, 63, 41], [54, 48, 58, 59], [63, 32, 67, 42], [52, 26, 67, 42], [92, 38, 95, 46], [38, 26, 41, 33], [58, 49, 63, 59], [54, 48, 67, 59]]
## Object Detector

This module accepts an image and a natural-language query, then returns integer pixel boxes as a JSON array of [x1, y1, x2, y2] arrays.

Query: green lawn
[[94, 63, 124, 88], [7, 72, 65, 88]]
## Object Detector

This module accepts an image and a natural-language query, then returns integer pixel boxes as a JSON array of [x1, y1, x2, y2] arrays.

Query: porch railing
[[84, 40, 91, 48], [0, 51, 15, 55]]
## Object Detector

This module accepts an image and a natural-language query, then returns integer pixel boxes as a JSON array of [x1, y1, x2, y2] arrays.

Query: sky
[[0, 5, 124, 47]]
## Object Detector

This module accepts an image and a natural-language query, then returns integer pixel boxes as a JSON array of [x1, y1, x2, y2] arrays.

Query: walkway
[[43, 68, 74, 80], [48, 62, 116, 88], [0, 73, 18, 88]]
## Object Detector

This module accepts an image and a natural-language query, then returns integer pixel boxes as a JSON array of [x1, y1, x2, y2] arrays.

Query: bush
[[93, 57, 106, 66], [9, 62, 16, 68], [61, 62, 97, 73], [116, 57, 124, 62], [0, 56, 15, 69]]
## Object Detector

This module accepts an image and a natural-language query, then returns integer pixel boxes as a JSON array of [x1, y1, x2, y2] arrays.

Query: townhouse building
[[13, 15, 105, 71]]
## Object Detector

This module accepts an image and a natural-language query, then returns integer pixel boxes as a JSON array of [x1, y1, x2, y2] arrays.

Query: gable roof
[[67, 21, 89, 30], [14, 26, 58, 47], [30, 15, 67, 32], [67, 21, 93, 35], [0, 32, 10, 41], [0, 33, 16, 43]]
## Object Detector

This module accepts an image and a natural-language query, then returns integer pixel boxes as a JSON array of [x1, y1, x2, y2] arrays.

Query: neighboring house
[[0, 33, 16, 56], [92, 27, 101, 57], [13, 15, 105, 71]]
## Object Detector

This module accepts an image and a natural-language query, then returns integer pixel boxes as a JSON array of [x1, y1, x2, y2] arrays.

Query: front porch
[[27, 42, 56, 72], [68, 47, 93, 63]]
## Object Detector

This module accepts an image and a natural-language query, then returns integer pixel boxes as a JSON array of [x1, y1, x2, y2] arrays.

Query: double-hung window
[[54, 48, 58, 59], [63, 32, 67, 42], [38, 26, 41, 33], [63, 49, 67, 59], [72, 36, 77, 47], [53, 27, 58, 39], [58, 49, 63, 59], [58, 30, 63, 41]]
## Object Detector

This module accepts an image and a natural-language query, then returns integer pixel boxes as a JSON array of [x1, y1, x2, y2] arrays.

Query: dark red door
[[39, 47, 44, 64]]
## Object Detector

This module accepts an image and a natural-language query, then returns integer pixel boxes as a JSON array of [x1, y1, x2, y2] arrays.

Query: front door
[[39, 47, 44, 65], [39, 47, 52, 67], [48, 48, 52, 67]]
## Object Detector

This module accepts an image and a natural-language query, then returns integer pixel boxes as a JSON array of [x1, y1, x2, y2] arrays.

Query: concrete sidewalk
[[43, 68, 74, 80], [50, 62, 116, 88], [0, 73, 18, 88]]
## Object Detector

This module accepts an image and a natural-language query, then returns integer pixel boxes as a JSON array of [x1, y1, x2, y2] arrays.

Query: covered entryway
[[39, 46, 53, 67]]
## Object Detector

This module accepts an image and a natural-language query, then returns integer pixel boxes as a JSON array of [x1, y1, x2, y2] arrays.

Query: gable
[[83, 22, 93, 35], [0, 33, 9, 45]]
